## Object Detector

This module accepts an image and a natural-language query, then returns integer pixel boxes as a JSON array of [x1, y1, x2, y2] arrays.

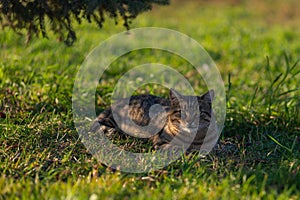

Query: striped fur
[[91, 89, 214, 152]]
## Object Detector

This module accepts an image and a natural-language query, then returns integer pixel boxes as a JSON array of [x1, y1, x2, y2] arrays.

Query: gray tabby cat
[[90, 89, 215, 153]]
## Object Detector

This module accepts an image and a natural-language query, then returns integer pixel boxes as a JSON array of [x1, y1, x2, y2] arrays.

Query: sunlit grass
[[0, 0, 299, 199]]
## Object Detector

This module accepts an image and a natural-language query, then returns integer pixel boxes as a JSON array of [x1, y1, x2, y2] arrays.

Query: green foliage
[[0, 0, 169, 45], [0, 0, 300, 199]]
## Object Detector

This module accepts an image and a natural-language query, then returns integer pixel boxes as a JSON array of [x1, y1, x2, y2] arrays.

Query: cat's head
[[167, 88, 214, 133]]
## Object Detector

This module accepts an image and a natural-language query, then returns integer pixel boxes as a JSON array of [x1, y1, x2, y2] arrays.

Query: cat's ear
[[200, 90, 214, 103], [169, 88, 182, 106]]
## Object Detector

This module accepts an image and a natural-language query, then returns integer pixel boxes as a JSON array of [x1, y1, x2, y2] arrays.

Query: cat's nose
[[187, 123, 198, 129], [189, 115, 197, 123]]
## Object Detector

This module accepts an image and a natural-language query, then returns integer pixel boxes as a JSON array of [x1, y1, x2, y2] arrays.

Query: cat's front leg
[[151, 132, 174, 150]]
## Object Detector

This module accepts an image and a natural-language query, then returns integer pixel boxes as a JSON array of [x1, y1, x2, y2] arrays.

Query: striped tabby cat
[[90, 89, 215, 153]]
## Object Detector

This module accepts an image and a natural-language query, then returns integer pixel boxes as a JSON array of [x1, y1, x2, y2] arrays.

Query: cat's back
[[111, 94, 170, 127]]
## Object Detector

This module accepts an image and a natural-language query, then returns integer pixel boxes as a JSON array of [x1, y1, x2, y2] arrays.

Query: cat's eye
[[181, 112, 187, 119]]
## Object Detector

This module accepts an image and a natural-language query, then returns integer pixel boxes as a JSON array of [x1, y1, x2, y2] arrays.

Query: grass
[[0, 0, 299, 199]]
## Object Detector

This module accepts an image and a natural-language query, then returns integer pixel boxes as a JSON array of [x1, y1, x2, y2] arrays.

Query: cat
[[90, 89, 215, 153]]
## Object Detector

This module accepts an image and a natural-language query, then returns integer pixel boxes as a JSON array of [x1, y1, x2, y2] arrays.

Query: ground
[[0, 0, 299, 199]]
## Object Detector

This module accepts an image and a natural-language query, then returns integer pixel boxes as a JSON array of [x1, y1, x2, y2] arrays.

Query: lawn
[[0, 0, 299, 199]]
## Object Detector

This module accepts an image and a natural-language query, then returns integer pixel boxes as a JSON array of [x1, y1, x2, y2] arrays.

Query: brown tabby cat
[[90, 89, 215, 153]]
